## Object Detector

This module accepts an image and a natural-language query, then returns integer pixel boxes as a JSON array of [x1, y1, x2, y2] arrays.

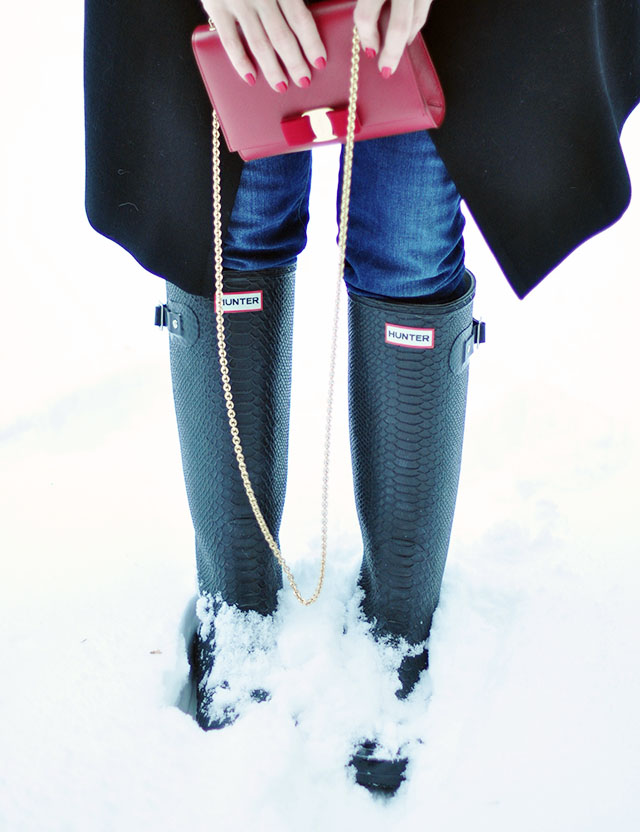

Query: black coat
[[84, 0, 640, 299]]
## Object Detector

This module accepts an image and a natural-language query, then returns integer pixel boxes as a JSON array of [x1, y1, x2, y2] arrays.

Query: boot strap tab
[[450, 318, 486, 374], [473, 318, 486, 345], [154, 304, 169, 328], [154, 302, 199, 346], [154, 303, 183, 335]]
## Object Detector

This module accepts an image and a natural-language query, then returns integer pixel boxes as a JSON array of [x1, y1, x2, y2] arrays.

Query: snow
[[1, 8, 639, 831]]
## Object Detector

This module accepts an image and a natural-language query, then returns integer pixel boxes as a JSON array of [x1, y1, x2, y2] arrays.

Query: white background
[[1, 5, 639, 830]]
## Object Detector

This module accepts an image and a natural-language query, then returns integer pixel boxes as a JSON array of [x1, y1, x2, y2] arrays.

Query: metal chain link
[[211, 28, 361, 606]]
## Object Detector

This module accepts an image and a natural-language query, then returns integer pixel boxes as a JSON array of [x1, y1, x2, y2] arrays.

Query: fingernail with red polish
[[244, 73, 256, 87], [365, 48, 377, 59], [276, 81, 288, 93], [299, 76, 311, 88], [381, 66, 393, 79], [314, 57, 326, 69]]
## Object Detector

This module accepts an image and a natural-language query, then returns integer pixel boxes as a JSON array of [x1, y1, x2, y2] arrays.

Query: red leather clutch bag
[[192, 0, 445, 161]]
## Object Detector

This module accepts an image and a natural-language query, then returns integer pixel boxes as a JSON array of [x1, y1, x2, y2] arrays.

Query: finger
[[279, 0, 327, 70], [353, 0, 386, 60], [208, 9, 258, 86], [408, 0, 433, 43], [377, 0, 414, 76], [258, 3, 313, 88], [238, 10, 292, 92]]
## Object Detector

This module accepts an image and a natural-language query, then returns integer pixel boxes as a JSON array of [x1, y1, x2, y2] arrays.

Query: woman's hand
[[354, 0, 434, 77], [201, 0, 327, 92]]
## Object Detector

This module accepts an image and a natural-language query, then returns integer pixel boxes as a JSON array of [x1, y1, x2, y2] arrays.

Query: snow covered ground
[[1, 8, 639, 831]]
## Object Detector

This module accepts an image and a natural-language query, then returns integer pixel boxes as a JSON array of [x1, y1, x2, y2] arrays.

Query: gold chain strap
[[211, 28, 361, 606]]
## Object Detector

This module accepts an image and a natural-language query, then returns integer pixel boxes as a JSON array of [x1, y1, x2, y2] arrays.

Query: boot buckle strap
[[154, 302, 200, 345], [450, 318, 486, 374], [154, 303, 168, 329], [465, 318, 486, 359], [473, 318, 486, 346], [154, 303, 183, 335], [464, 318, 486, 361]]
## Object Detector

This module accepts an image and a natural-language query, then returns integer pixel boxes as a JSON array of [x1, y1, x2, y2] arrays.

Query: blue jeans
[[223, 130, 465, 301]]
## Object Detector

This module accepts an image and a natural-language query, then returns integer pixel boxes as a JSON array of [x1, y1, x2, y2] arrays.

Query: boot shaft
[[163, 267, 296, 613], [348, 273, 483, 645]]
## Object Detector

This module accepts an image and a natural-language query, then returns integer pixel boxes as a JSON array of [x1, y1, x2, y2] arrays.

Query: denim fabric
[[222, 129, 466, 301]]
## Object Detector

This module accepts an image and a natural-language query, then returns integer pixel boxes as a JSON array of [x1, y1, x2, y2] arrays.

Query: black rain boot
[[346, 271, 484, 791], [157, 265, 295, 729]]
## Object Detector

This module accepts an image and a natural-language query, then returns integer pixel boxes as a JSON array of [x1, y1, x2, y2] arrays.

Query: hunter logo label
[[214, 291, 263, 313], [385, 323, 435, 349]]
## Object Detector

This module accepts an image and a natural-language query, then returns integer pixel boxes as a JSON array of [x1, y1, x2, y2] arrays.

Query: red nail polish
[[365, 48, 377, 59], [276, 81, 288, 93], [314, 57, 326, 70], [299, 76, 311, 88], [244, 73, 256, 87], [381, 66, 392, 79]]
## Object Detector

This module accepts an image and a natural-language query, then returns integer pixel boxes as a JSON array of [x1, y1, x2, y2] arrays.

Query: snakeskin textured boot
[[157, 266, 295, 729], [346, 271, 484, 791]]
